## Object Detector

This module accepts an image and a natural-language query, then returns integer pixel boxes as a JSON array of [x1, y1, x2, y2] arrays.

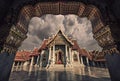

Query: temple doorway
[[55, 50, 64, 64]]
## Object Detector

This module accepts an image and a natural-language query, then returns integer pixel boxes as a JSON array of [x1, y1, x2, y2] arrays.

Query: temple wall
[[0, 52, 15, 81]]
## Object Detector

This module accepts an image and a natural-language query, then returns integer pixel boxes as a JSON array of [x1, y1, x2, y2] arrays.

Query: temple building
[[12, 29, 107, 70], [38, 29, 83, 69]]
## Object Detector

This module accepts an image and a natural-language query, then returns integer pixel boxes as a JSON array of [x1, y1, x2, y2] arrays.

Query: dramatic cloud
[[19, 14, 102, 51]]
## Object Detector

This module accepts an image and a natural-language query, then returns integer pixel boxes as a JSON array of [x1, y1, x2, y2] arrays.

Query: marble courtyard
[[9, 66, 110, 81]]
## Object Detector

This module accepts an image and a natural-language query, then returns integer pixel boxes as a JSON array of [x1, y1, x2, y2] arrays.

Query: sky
[[19, 14, 102, 51]]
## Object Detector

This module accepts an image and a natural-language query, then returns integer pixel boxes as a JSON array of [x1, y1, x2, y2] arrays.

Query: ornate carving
[[94, 25, 120, 54], [93, 25, 113, 47], [77, 3, 85, 16], [103, 47, 119, 55], [0, 25, 27, 54], [60, 2, 80, 15]]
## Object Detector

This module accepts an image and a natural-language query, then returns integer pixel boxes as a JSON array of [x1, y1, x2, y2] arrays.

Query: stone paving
[[9, 66, 111, 81]]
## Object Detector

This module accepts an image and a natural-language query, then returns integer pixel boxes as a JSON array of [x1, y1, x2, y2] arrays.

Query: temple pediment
[[47, 29, 73, 47]]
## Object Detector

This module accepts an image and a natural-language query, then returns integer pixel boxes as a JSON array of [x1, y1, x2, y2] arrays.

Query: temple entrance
[[55, 50, 64, 64]]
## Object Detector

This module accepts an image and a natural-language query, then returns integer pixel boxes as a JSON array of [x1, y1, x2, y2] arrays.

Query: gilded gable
[[54, 33, 69, 45], [47, 29, 73, 47]]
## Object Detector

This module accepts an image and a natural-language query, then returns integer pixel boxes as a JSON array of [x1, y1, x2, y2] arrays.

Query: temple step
[[49, 64, 64, 69], [72, 62, 84, 67]]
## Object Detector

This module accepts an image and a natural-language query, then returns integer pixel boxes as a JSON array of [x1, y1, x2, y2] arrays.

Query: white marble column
[[86, 57, 89, 66], [48, 47, 51, 65], [36, 55, 40, 65], [30, 56, 34, 66], [81, 57, 84, 65], [40, 54, 43, 67], [11, 62, 15, 72], [16, 62, 20, 71], [77, 52, 80, 64], [20, 62, 23, 70], [53, 45, 55, 64], [69, 47, 72, 64], [71, 51, 74, 62], [39, 50, 45, 67], [65, 45, 68, 64], [28, 65, 33, 76]]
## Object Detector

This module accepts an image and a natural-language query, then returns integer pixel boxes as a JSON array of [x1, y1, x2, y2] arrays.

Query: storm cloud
[[19, 14, 102, 51]]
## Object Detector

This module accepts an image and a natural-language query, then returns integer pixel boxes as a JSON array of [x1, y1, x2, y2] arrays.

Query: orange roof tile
[[15, 50, 31, 62], [30, 48, 40, 56]]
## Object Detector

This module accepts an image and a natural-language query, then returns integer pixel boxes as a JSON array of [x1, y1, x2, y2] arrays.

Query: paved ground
[[9, 66, 111, 81]]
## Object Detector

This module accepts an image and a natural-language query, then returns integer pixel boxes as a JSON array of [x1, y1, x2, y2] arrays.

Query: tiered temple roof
[[15, 48, 40, 62]]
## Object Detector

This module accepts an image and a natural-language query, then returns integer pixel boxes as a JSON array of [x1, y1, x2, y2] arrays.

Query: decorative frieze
[[93, 25, 119, 54], [103, 47, 119, 55], [93, 25, 114, 47], [38, 2, 59, 15], [0, 25, 27, 54]]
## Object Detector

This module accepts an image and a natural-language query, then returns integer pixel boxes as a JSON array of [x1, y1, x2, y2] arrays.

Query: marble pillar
[[69, 47, 72, 64], [40, 54, 43, 67], [86, 57, 89, 66], [39, 50, 45, 67], [28, 65, 33, 76], [36, 55, 40, 65], [20, 62, 23, 70], [65, 45, 68, 65], [16, 62, 20, 71], [48, 47, 51, 65], [53, 45, 55, 64], [11, 62, 15, 72], [77, 52, 80, 64], [71, 51, 74, 63], [81, 57, 84, 65], [30, 56, 34, 66]]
